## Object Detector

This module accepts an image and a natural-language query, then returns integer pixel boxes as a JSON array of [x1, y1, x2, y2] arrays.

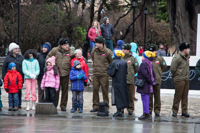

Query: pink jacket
[[41, 69, 60, 91], [88, 27, 102, 42]]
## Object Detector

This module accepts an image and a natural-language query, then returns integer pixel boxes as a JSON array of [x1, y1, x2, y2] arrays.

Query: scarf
[[29, 57, 34, 62], [142, 58, 154, 93], [93, 26, 100, 36]]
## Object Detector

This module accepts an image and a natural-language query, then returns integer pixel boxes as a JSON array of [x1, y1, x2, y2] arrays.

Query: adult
[[130, 42, 141, 101], [122, 43, 139, 115], [157, 44, 166, 56], [113, 40, 124, 54], [107, 50, 129, 117], [139, 46, 143, 56], [88, 20, 102, 54], [2, 42, 24, 108], [137, 51, 156, 119], [90, 36, 113, 112], [195, 59, 200, 77], [71, 49, 89, 86], [46, 38, 74, 111], [170, 42, 190, 117], [165, 45, 168, 56], [100, 17, 115, 51], [37, 42, 52, 103], [148, 44, 167, 116]]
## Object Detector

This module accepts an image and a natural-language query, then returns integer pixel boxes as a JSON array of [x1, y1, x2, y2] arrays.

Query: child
[[4, 62, 23, 111], [22, 49, 40, 111], [41, 56, 60, 107], [69, 60, 87, 113]]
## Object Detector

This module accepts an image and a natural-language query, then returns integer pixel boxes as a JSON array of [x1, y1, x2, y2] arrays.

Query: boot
[[79, 104, 83, 113], [75, 100, 79, 111], [139, 113, 150, 120], [71, 103, 76, 113], [13, 107, 18, 111], [26, 102, 30, 111], [113, 109, 123, 117], [32, 102, 35, 111]]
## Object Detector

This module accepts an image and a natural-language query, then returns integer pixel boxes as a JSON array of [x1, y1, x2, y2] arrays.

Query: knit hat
[[42, 42, 51, 51], [46, 56, 56, 66], [122, 43, 131, 50], [9, 42, 19, 52], [143, 51, 156, 59], [179, 42, 190, 51], [95, 36, 105, 44], [113, 50, 125, 58], [58, 38, 69, 45], [116, 40, 125, 50], [148, 44, 158, 51], [73, 60, 81, 67], [8, 62, 16, 70]]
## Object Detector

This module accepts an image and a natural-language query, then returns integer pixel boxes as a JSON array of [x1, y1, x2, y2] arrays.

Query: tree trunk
[[167, 0, 200, 55]]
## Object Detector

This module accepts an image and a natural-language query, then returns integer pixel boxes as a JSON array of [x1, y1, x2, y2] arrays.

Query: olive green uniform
[[122, 52, 139, 112], [170, 52, 190, 114], [149, 54, 167, 114], [91, 46, 113, 110], [46, 46, 74, 109]]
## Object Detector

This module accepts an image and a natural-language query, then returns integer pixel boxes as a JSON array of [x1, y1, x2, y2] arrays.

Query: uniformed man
[[122, 43, 139, 115], [148, 44, 167, 116], [170, 42, 190, 117], [90, 36, 113, 112]]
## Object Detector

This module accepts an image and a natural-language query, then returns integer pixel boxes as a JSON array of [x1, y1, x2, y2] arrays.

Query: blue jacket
[[130, 42, 141, 76], [22, 59, 40, 79], [69, 67, 87, 91]]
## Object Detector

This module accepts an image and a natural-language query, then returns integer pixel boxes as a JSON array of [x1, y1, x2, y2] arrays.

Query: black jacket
[[37, 52, 48, 81], [2, 54, 24, 82], [107, 57, 129, 109], [100, 23, 115, 40]]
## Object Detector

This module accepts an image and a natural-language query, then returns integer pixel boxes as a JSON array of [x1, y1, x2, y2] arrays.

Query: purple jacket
[[136, 61, 156, 94]]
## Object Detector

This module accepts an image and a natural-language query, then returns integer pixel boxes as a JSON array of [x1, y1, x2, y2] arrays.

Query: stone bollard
[[35, 103, 57, 114]]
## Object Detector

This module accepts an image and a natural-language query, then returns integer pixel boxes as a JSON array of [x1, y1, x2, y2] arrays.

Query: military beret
[[58, 38, 69, 45], [122, 43, 131, 50], [95, 36, 105, 44], [148, 44, 158, 51]]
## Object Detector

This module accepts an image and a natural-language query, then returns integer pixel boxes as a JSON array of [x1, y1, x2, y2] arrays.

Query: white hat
[[9, 42, 19, 52]]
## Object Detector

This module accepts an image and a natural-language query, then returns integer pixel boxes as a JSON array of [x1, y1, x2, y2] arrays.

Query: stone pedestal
[[35, 103, 57, 114]]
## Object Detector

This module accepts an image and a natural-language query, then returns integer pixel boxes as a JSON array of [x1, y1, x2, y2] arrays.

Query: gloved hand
[[5, 89, 9, 92], [29, 74, 34, 79], [18, 89, 22, 93], [84, 82, 87, 87], [77, 73, 83, 79], [153, 82, 156, 85], [32, 74, 36, 79]]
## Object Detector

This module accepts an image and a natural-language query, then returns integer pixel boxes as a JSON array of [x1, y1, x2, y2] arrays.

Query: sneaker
[[182, 113, 189, 117], [8, 107, 12, 111], [90, 109, 98, 112], [13, 107, 18, 111], [139, 113, 149, 120], [172, 113, 177, 117]]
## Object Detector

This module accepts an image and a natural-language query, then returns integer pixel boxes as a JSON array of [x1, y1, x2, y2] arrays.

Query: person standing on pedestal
[[46, 38, 74, 112], [171, 42, 190, 117], [90, 36, 113, 112], [100, 17, 115, 51], [148, 44, 167, 116]]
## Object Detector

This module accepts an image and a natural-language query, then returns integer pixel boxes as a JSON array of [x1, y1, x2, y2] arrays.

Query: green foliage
[[74, 26, 87, 42], [156, 0, 168, 22]]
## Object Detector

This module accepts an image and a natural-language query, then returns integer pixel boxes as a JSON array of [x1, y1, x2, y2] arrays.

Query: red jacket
[[139, 48, 143, 54], [4, 70, 23, 93], [71, 57, 89, 82], [88, 27, 102, 42]]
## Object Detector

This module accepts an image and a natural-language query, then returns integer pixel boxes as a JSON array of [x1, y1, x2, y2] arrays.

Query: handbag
[[135, 78, 145, 88]]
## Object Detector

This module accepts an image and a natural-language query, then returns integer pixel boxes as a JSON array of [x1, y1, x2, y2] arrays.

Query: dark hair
[[24, 49, 37, 59], [44, 65, 59, 77]]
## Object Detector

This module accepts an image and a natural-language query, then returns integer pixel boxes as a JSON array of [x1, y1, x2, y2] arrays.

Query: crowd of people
[[0, 17, 193, 119]]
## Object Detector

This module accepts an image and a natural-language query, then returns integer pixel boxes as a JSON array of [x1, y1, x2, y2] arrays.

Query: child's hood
[[46, 56, 56, 66]]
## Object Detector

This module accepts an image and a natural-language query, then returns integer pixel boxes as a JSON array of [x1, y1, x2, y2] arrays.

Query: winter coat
[[71, 57, 89, 82], [4, 70, 23, 93], [157, 49, 166, 56], [139, 48, 143, 54], [130, 42, 141, 76], [152, 54, 167, 84], [41, 67, 60, 91], [37, 52, 48, 81], [170, 52, 190, 82], [122, 52, 139, 84], [88, 27, 102, 42], [107, 57, 129, 109], [100, 23, 115, 40], [22, 59, 40, 79], [46, 46, 74, 77], [137, 61, 156, 94], [69, 67, 87, 91], [2, 54, 24, 82], [195, 59, 200, 77], [91, 46, 113, 76]]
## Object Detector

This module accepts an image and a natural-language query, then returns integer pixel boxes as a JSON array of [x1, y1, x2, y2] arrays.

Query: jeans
[[72, 91, 83, 104], [9, 93, 19, 108], [105, 40, 113, 51], [45, 87, 57, 107], [90, 41, 95, 54]]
